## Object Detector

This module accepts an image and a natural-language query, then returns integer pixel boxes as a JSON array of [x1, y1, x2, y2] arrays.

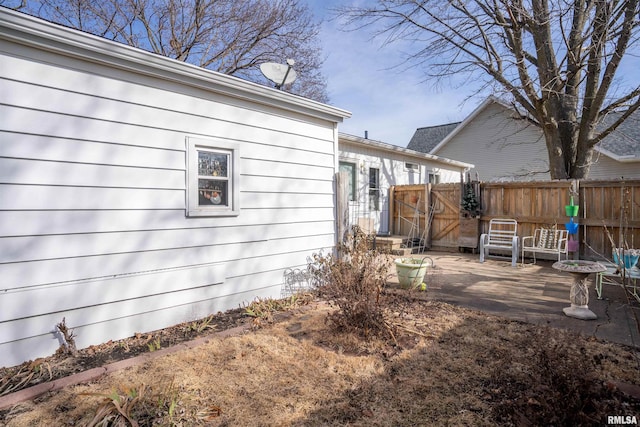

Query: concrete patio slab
[[388, 252, 640, 349]]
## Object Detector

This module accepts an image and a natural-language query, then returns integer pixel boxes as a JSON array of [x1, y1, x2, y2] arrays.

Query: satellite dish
[[260, 59, 297, 89]]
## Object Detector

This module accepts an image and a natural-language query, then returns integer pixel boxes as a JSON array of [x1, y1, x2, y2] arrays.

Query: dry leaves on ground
[[1, 292, 639, 426]]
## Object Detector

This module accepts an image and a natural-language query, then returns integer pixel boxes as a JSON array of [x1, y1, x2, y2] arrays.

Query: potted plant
[[394, 257, 433, 289], [461, 181, 480, 218]]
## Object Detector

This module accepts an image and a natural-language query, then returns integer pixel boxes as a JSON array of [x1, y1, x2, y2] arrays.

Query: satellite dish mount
[[260, 59, 297, 90]]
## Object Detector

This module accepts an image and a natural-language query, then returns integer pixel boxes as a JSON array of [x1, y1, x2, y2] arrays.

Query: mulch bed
[[0, 306, 250, 400]]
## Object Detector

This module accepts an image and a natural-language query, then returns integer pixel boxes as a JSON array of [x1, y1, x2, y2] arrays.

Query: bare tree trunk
[[573, 147, 595, 179], [539, 113, 569, 179]]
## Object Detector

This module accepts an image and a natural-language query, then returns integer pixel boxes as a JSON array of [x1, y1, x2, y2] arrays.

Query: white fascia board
[[595, 146, 640, 163], [0, 8, 351, 123], [339, 132, 474, 170]]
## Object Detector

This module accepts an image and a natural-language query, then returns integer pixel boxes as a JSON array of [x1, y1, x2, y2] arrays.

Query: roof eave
[[596, 146, 640, 162], [339, 133, 474, 169]]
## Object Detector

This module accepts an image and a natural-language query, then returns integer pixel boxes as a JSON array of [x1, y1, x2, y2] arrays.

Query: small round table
[[552, 260, 607, 320]]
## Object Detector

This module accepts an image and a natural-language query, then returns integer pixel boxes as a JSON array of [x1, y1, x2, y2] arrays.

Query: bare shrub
[[309, 226, 393, 339]]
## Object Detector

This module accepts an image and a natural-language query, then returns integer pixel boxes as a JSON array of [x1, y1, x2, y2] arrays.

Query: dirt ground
[[1, 287, 639, 426]]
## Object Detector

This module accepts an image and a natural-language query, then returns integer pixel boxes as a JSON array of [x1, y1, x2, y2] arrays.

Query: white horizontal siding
[[1, 234, 334, 292], [587, 153, 640, 180], [434, 102, 549, 181], [0, 133, 185, 170], [0, 158, 185, 188], [340, 142, 465, 187], [0, 106, 334, 164], [1, 221, 335, 265], [0, 23, 341, 366], [0, 263, 227, 329], [1, 132, 335, 173], [0, 208, 336, 236], [0, 185, 333, 210]]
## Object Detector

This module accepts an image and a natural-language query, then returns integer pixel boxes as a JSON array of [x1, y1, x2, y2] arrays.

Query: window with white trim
[[186, 137, 240, 217], [369, 167, 380, 211], [405, 162, 419, 171]]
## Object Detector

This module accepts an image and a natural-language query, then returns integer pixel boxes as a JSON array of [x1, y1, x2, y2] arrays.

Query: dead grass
[[2, 291, 639, 426]]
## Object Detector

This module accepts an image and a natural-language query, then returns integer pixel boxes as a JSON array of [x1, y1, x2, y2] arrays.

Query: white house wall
[[0, 12, 348, 367], [587, 153, 640, 180], [339, 142, 463, 234], [434, 102, 550, 182]]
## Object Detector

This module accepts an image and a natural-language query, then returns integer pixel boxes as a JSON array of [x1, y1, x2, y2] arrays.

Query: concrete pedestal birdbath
[[552, 260, 607, 320]]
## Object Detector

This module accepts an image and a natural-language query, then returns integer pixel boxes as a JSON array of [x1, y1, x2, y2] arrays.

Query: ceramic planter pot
[[613, 248, 640, 269], [565, 220, 579, 234], [394, 257, 430, 289], [567, 238, 579, 252], [565, 205, 579, 217]]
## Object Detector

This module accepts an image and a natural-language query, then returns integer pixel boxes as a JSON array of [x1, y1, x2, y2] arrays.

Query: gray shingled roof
[[596, 109, 640, 157], [407, 122, 460, 153]]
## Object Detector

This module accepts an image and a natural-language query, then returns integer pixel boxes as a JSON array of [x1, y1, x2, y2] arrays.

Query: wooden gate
[[389, 184, 430, 239], [389, 183, 461, 249], [429, 183, 462, 249]]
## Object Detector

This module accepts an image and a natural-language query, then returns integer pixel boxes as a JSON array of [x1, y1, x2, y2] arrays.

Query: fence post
[[425, 183, 432, 248], [388, 185, 395, 235]]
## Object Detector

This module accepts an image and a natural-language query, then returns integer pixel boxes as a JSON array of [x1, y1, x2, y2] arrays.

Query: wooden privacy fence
[[389, 179, 640, 260], [580, 180, 640, 259]]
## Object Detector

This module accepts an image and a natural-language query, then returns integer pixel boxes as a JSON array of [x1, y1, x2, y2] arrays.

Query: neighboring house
[[589, 110, 640, 180], [408, 96, 549, 181], [339, 133, 472, 235], [408, 96, 640, 181], [0, 9, 350, 367]]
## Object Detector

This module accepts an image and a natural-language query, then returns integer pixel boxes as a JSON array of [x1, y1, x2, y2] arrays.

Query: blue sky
[[304, 1, 640, 148], [306, 0, 479, 147]]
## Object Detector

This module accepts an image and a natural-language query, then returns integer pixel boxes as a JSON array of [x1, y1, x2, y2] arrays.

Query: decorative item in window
[[198, 151, 228, 177], [198, 180, 227, 206], [197, 150, 229, 207]]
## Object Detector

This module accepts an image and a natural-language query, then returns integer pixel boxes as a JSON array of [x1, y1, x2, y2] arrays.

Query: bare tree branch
[[337, 0, 640, 179]]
